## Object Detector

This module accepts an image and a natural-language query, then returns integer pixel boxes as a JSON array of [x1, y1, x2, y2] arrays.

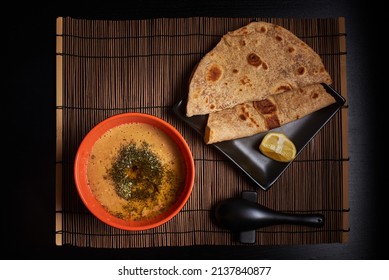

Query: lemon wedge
[[259, 132, 297, 162]]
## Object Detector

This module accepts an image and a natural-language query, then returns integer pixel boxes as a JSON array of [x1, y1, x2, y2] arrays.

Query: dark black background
[[3, 0, 385, 259]]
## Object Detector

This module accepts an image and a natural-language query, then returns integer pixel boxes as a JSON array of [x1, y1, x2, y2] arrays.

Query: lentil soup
[[87, 122, 186, 221]]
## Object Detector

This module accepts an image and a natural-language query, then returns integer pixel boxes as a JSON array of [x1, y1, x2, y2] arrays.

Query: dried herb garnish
[[107, 141, 164, 200]]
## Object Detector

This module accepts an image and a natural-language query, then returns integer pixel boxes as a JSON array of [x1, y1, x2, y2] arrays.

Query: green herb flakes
[[107, 141, 165, 201]]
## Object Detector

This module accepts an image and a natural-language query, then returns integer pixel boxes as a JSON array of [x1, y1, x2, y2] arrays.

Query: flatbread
[[186, 21, 332, 117], [204, 84, 336, 144]]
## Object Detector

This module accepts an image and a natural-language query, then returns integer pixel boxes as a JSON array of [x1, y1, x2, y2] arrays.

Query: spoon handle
[[270, 211, 325, 227]]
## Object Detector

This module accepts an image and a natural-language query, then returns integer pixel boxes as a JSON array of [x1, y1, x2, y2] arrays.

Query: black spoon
[[214, 197, 325, 232]]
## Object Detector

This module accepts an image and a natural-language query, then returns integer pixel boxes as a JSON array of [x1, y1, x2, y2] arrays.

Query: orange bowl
[[74, 113, 195, 231]]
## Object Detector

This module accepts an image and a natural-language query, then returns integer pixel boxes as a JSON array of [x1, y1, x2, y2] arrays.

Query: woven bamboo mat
[[56, 17, 349, 248]]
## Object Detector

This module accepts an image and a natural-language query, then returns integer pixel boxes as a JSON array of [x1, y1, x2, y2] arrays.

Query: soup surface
[[87, 122, 186, 221]]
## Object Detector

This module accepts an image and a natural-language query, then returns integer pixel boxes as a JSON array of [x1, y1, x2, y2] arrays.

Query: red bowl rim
[[74, 112, 195, 231]]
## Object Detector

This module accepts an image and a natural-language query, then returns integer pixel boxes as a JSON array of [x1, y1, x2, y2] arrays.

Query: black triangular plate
[[172, 84, 345, 191]]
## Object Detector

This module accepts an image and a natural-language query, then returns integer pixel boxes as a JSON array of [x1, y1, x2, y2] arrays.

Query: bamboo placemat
[[56, 17, 349, 248]]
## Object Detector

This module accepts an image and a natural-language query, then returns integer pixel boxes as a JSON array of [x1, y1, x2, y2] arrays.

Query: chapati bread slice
[[204, 84, 336, 144], [186, 21, 332, 117]]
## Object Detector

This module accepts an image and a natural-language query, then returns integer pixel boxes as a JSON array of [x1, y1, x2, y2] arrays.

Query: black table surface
[[3, 0, 385, 260]]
